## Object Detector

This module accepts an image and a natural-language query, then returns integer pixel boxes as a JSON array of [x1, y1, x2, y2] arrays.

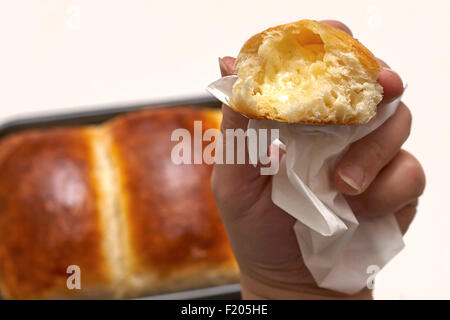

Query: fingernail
[[338, 165, 365, 192], [218, 57, 231, 76]]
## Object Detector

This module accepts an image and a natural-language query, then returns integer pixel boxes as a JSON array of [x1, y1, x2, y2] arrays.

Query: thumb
[[219, 56, 236, 77], [218, 57, 249, 132], [212, 57, 268, 202]]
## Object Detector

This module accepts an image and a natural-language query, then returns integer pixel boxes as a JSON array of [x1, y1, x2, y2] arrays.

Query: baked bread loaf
[[0, 107, 238, 299], [230, 19, 383, 124]]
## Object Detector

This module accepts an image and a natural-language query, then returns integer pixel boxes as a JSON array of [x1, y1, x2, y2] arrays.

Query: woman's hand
[[211, 20, 426, 299]]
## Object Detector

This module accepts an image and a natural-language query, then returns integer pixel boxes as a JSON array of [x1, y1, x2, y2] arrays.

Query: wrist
[[240, 273, 373, 300]]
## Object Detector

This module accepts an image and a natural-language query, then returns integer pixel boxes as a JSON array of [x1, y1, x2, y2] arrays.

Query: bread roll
[[230, 19, 383, 124], [0, 107, 238, 299]]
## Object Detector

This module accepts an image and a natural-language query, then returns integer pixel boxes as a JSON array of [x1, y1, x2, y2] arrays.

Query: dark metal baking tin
[[0, 96, 222, 139], [0, 96, 241, 300]]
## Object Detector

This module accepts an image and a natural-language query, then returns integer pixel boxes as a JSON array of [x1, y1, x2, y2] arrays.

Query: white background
[[0, 0, 449, 299]]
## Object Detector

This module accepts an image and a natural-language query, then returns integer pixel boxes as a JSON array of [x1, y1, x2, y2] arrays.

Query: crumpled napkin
[[207, 75, 405, 294]]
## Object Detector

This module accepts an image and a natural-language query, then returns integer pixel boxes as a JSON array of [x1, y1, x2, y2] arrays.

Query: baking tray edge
[[0, 96, 222, 139]]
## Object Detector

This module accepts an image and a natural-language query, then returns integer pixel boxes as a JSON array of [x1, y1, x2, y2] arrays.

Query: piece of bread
[[0, 107, 238, 299], [230, 19, 383, 124]]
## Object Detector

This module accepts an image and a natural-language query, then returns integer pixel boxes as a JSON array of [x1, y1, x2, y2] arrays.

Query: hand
[[211, 20, 426, 299]]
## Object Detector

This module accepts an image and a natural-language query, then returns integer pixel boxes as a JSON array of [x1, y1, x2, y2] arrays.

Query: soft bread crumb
[[230, 20, 383, 124]]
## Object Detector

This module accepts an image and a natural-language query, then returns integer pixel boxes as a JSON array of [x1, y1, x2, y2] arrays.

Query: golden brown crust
[[0, 128, 111, 299], [107, 107, 237, 295], [0, 106, 237, 299], [236, 19, 379, 73]]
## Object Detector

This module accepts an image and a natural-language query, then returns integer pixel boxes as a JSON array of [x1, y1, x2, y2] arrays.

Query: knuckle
[[366, 139, 388, 168], [346, 196, 372, 217], [400, 104, 412, 136], [401, 151, 426, 198]]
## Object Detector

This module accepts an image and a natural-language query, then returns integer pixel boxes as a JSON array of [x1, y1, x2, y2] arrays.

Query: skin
[[212, 20, 426, 299]]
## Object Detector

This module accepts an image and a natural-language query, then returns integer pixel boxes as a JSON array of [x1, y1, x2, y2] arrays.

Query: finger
[[378, 68, 404, 104], [395, 201, 418, 235], [376, 52, 403, 103], [219, 56, 236, 77], [345, 150, 426, 217], [320, 20, 353, 36], [333, 102, 412, 195]]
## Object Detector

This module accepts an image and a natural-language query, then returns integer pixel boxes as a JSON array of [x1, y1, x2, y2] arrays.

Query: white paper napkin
[[207, 75, 405, 294]]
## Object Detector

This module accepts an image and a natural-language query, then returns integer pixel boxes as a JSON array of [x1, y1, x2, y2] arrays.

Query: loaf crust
[[108, 107, 238, 297], [0, 107, 238, 299], [0, 128, 113, 299]]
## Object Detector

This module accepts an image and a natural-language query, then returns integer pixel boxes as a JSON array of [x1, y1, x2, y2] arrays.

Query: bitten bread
[[0, 107, 238, 299], [230, 19, 383, 124]]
